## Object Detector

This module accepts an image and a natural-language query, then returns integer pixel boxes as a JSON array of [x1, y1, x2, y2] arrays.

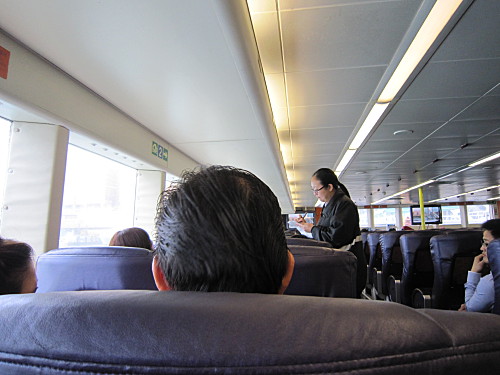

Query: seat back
[[380, 231, 411, 294], [430, 231, 482, 310], [367, 232, 386, 286], [286, 245, 357, 298], [36, 246, 156, 292], [488, 239, 500, 315], [361, 231, 370, 260], [1, 291, 500, 374], [399, 231, 441, 306], [286, 237, 333, 248]]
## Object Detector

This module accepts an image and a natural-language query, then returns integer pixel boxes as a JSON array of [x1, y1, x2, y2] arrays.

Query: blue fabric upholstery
[[430, 231, 482, 309], [367, 231, 385, 288], [399, 231, 440, 306], [36, 246, 156, 292], [0, 291, 499, 374], [286, 237, 333, 248], [488, 239, 500, 315], [379, 231, 412, 295], [286, 245, 357, 298]]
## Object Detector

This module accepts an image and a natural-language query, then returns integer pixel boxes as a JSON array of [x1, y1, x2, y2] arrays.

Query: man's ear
[[152, 256, 172, 291], [278, 250, 295, 294]]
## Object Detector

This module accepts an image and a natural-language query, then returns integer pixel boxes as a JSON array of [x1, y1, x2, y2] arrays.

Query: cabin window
[[59, 145, 136, 247], [358, 209, 370, 228], [467, 204, 492, 224], [0, 117, 11, 216], [401, 207, 412, 227], [442, 206, 462, 225], [373, 208, 396, 227]]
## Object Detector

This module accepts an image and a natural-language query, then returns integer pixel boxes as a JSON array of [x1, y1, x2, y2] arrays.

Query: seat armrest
[[388, 276, 401, 303], [412, 288, 432, 309], [371, 268, 386, 300]]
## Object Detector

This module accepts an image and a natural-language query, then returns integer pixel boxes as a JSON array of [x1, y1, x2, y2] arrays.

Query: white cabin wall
[[0, 31, 199, 178]]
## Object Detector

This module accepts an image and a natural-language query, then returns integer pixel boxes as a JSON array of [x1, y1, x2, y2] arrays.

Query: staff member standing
[[295, 168, 366, 298]]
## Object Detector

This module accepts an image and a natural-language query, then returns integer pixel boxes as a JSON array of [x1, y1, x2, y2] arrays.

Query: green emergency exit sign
[[152, 141, 168, 162]]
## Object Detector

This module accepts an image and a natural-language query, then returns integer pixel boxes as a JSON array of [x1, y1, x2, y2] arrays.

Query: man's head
[[152, 165, 293, 294], [480, 219, 500, 263]]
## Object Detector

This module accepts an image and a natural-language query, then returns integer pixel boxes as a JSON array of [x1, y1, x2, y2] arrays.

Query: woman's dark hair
[[0, 237, 34, 295], [154, 165, 288, 294], [312, 168, 351, 198], [109, 227, 153, 250]]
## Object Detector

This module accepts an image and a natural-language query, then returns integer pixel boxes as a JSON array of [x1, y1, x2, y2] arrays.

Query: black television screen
[[410, 205, 442, 225]]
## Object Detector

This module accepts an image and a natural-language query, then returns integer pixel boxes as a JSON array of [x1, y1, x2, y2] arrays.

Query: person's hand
[[471, 254, 485, 273], [458, 304, 466, 312], [294, 216, 306, 224], [297, 222, 314, 233]]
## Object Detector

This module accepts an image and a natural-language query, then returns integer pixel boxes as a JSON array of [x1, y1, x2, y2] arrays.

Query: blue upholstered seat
[[36, 246, 156, 292], [1, 291, 499, 374]]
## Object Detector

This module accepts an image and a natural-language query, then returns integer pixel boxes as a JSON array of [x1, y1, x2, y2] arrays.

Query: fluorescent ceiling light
[[428, 185, 500, 203], [487, 196, 500, 201], [349, 103, 390, 150], [335, 149, 357, 174], [468, 151, 500, 167], [372, 180, 435, 204], [378, 0, 463, 102]]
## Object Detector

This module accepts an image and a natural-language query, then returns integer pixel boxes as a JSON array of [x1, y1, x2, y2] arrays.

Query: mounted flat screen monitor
[[410, 205, 442, 225]]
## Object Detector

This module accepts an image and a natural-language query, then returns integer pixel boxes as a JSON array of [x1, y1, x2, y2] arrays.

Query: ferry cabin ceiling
[[0, 0, 498, 214]]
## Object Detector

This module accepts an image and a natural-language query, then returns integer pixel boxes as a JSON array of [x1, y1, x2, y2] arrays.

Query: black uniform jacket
[[311, 188, 360, 249]]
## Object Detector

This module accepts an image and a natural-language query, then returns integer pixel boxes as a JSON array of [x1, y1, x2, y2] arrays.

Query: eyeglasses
[[481, 239, 489, 247], [311, 186, 325, 193]]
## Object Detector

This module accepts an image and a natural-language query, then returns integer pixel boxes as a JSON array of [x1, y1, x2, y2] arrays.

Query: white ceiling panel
[[454, 96, 500, 121], [487, 85, 500, 97], [293, 142, 346, 158], [383, 98, 479, 124], [431, 0, 500, 62], [249, 12, 283, 74], [288, 103, 367, 129], [247, 0, 275, 13], [371, 122, 443, 142], [403, 59, 500, 100], [264, 74, 288, 108], [280, 0, 423, 71], [435, 120, 500, 138], [279, 0, 406, 11], [290, 127, 354, 145], [286, 66, 386, 106]]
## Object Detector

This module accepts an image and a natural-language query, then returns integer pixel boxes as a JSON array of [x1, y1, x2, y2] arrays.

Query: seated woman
[[109, 227, 153, 250], [0, 237, 37, 294], [460, 219, 500, 312]]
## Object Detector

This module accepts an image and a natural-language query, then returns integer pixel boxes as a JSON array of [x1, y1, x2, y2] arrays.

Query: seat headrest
[[430, 231, 482, 260], [380, 231, 410, 250], [367, 232, 384, 246], [36, 246, 156, 292], [400, 231, 443, 255], [286, 237, 332, 248], [286, 246, 357, 297], [1, 291, 500, 374]]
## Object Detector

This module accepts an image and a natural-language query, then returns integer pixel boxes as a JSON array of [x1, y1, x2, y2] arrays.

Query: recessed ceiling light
[[393, 129, 414, 136], [483, 166, 494, 170]]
